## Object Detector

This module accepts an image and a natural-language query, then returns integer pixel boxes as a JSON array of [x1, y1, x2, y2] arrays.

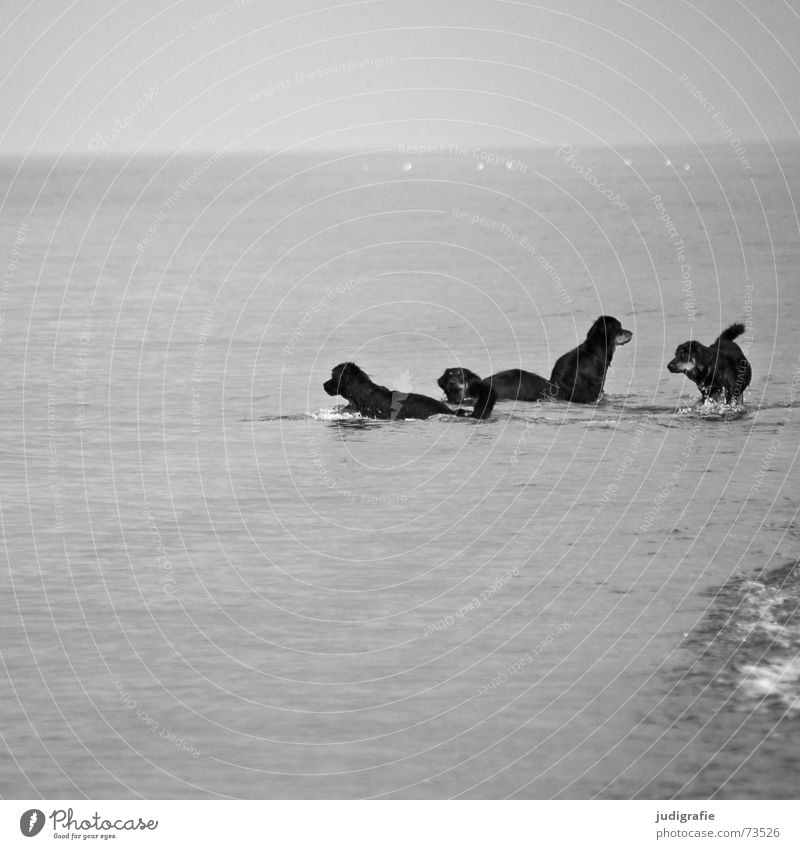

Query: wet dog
[[437, 367, 553, 404], [437, 315, 632, 405], [324, 362, 496, 420], [437, 367, 483, 404], [667, 323, 751, 404], [549, 315, 633, 403]]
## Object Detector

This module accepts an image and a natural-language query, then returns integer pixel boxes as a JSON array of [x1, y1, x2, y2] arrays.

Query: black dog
[[324, 363, 496, 420], [667, 323, 751, 404], [437, 315, 632, 404], [549, 315, 633, 403], [437, 366, 553, 404], [437, 367, 482, 404]]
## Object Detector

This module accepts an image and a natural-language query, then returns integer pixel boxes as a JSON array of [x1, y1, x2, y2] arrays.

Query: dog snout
[[617, 329, 633, 345], [667, 358, 679, 373], [323, 378, 338, 395], [450, 384, 466, 403]]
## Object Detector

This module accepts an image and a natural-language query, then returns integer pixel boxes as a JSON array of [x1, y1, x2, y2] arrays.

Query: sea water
[[0, 143, 798, 798]]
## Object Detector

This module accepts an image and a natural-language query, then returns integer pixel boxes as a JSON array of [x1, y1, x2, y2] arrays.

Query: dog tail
[[718, 322, 746, 343], [455, 382, 496, 420]]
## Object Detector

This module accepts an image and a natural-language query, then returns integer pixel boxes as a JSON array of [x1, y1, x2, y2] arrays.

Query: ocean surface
[[1, 143, 799, 799]]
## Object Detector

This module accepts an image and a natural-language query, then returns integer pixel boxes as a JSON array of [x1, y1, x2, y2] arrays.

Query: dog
[[667, 323, 751, 404], [324, 362, 496, 420], [549, 315, 633, 403], [437, 366, 553, 404], [437, 367, 483, 404], [436, 315, 631, 405]]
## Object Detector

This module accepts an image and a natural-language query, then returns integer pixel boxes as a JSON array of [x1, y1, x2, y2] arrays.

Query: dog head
[[437, 367, 482, 404], [586, 315, 633, 348], [667, 340, 711, 382], [323, 362, 372, 399]]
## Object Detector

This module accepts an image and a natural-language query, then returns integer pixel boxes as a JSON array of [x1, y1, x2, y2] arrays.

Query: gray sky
[[1, 0, 799, 154]]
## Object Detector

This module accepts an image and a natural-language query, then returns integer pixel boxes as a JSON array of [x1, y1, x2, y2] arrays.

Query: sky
[[1, 0, 799, 154]]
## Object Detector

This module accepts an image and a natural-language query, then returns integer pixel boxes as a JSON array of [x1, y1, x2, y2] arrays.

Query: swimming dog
[[325, 362, 496, 420], [437, 366, 553, 404]]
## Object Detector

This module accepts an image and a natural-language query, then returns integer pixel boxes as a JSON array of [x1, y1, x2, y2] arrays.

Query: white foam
[[734, 582, 798, 649], [677, 399, 748, 418], [308, 407, 364, 421], [700, 397, 743, 414], [738, 659, 800, 711]]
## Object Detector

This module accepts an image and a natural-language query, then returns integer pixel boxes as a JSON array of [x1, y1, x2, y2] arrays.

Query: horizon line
[[1, 137, 798, 160]]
